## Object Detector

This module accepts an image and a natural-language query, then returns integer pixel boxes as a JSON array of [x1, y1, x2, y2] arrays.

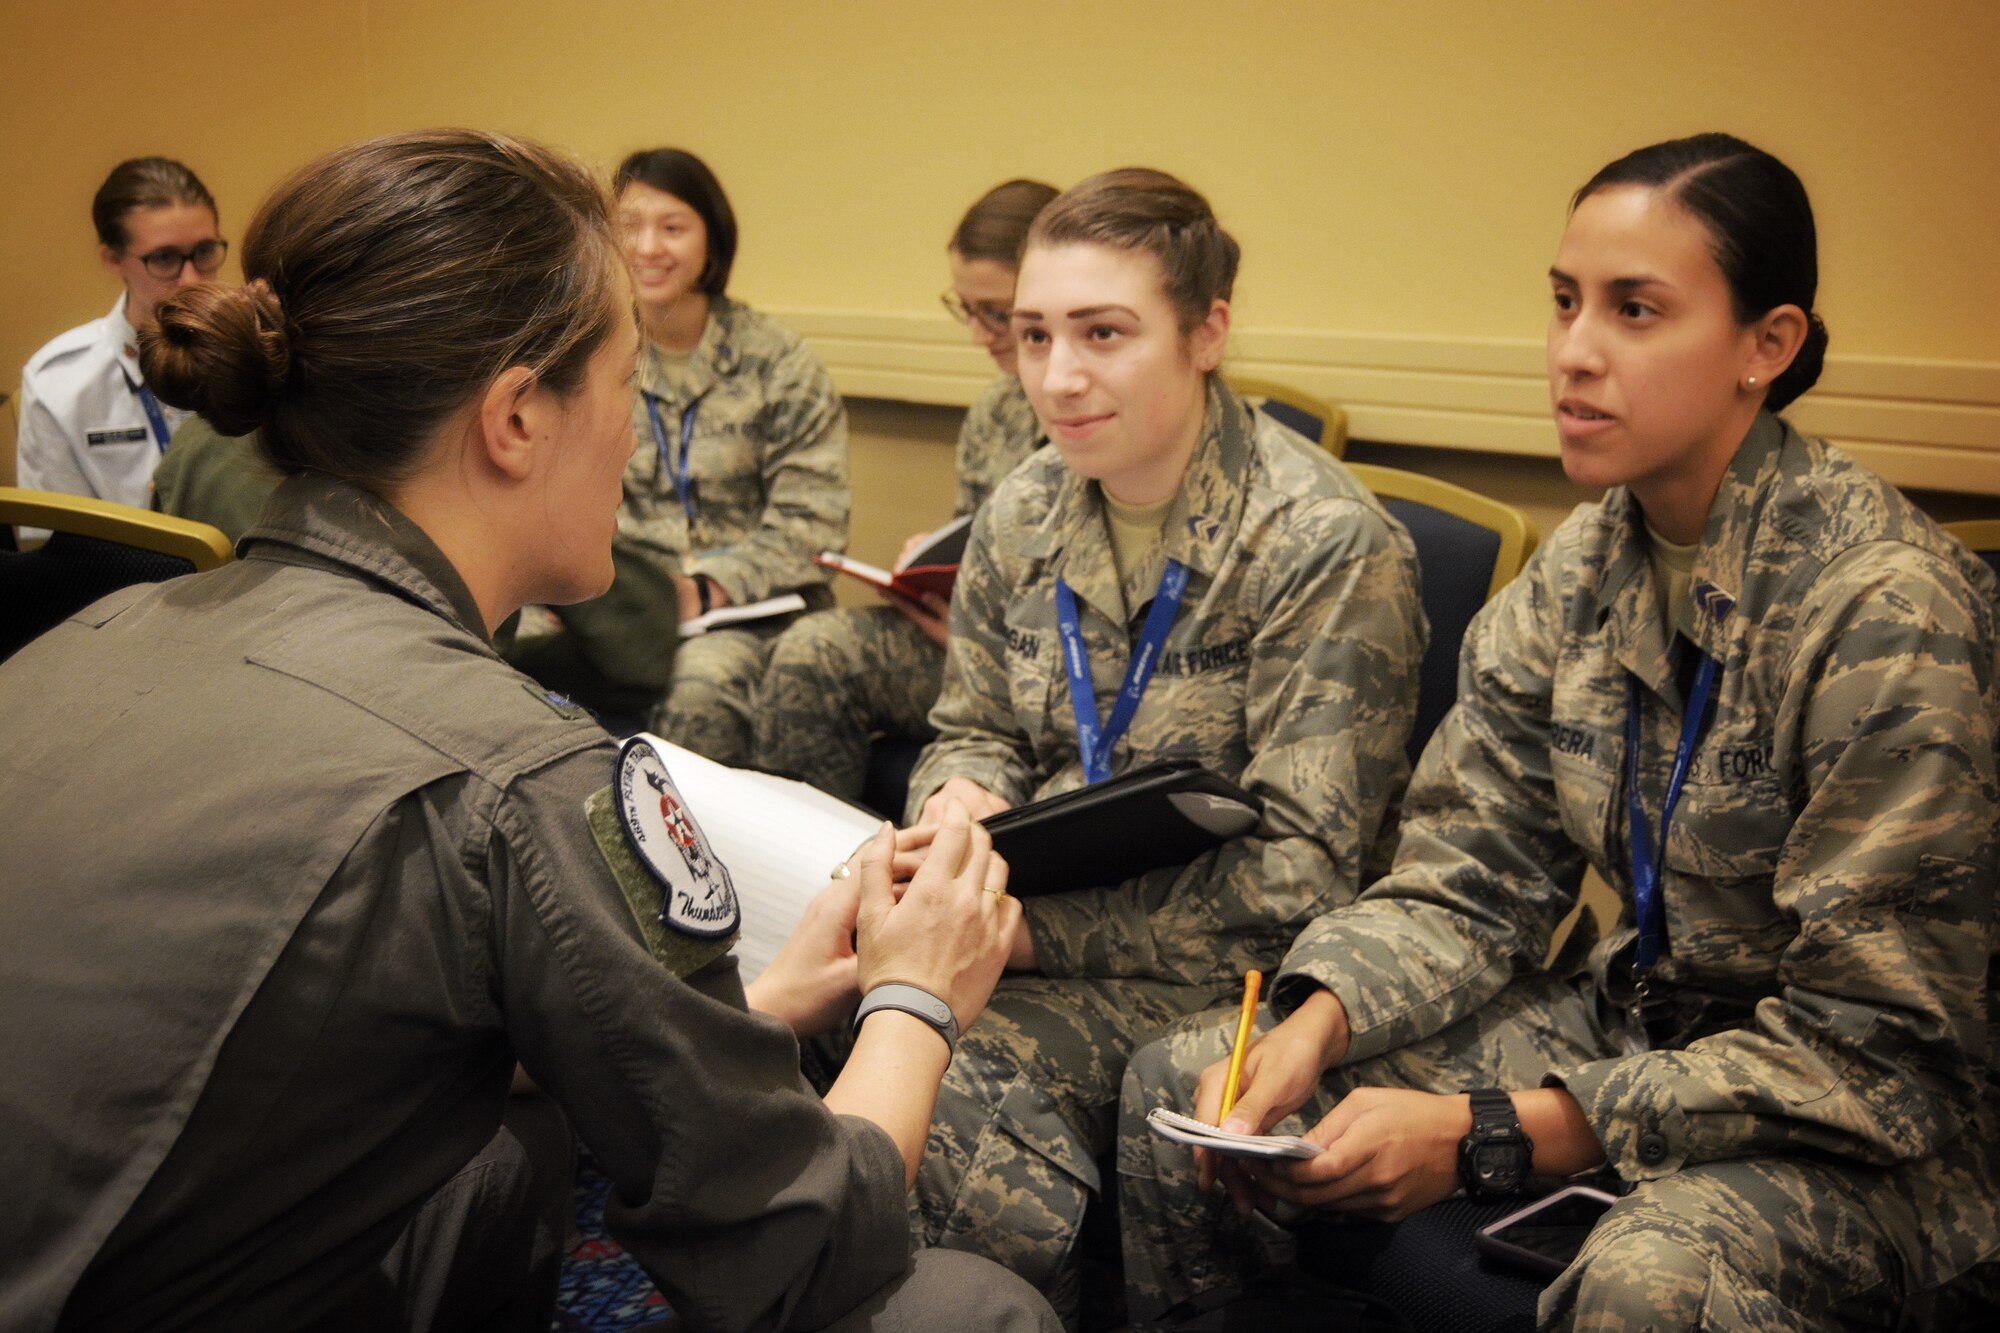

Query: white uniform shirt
[[16, 293, 190, 512]]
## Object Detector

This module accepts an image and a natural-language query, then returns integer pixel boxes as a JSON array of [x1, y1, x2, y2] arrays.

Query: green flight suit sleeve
[[487, 751, 910, 1333]]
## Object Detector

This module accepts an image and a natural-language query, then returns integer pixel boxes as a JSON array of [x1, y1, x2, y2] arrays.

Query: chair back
[[1344, 463, 1537, 765], [0, 487, 233, 663], [1226, 375, 1349, 458], [1943, 518, 2000, 584]]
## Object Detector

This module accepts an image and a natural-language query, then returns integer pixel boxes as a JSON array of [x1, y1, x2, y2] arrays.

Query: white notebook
[[680, 593, 808, 637]]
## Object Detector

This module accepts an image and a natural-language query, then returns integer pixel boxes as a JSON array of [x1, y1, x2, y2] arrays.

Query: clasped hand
[[747, 804, 1018, 1037]]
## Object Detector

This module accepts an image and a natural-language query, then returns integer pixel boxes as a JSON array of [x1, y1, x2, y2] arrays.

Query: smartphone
[[1475, 1184, 1618, 1280]]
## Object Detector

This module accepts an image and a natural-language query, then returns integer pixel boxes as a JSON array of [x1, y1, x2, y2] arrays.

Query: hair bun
[[141, 278, 291, 437]]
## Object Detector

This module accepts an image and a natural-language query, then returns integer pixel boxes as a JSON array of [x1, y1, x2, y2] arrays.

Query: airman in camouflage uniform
[[1120, 413, 2000, 1329], [904, 380, 1426, 1322], [618, 294, 849, 758], [752, 374, 1043, 800]]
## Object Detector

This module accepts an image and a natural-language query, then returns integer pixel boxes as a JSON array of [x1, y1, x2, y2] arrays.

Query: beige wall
[[6, 1, 1996, 514]]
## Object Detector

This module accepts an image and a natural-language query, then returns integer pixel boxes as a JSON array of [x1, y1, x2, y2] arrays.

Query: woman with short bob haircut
[[896, 167, 1426, 1320], [1119, 133, 2000, 1330], [0, 128, 1055, 1333], [584, 145, 851, 753]]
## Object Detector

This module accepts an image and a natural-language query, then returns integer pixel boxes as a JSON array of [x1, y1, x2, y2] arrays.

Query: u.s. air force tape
[[614, 734, 740, 938]]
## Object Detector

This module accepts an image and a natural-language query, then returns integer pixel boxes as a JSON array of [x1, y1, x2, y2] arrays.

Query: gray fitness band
[[853, 983, 958, 1056]]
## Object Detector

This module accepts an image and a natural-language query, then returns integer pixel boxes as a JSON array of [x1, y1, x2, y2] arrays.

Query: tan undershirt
[[1646, 522, 1700, 632], [1104, 492, 1173, 582], [648, 347, 694, 400]]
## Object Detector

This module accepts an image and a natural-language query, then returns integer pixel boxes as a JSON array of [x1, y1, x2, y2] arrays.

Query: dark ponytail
[[1575, 133, 1826, 411]]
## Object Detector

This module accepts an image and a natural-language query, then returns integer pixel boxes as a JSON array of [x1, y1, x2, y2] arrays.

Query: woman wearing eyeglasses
[[16, 157, 226, 514], [753, 178, 1057, 802]]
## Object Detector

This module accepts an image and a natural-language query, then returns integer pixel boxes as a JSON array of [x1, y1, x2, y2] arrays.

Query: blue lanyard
[[135, 385, 171, 453], [1054, 559, 1189, 784], [643, 392, 698, 521], [1624, 653, 1720, 971]]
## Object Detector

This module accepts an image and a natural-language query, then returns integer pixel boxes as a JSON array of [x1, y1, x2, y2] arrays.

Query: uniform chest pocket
[[1000, 602, 1059, 746], [1128, 634, 1255, 773], [1550, 741, 1618, 870], [1662, 772, 1792, 882]]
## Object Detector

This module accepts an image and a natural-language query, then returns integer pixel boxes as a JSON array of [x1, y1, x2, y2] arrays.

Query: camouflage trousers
[[913, 973, 1234, 1330], [651, 613, 804, 766], [1118, 973, 1978, 1331], [753, 607, 945, 800]]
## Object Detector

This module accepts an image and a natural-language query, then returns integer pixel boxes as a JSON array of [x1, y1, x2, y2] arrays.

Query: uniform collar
[[1025, 377, 1250, 625], [109, 292, 144, 391], [1595, 411, 1786, 700], [637, 293, 740, 403], [241, 473, 494, 643]]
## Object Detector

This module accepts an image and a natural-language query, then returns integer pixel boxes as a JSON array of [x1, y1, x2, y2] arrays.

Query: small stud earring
[[1745, 375, 1759, 389]]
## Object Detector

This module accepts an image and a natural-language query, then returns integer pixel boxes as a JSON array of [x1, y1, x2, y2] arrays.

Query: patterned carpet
[[552, 1150, 671, 1332]]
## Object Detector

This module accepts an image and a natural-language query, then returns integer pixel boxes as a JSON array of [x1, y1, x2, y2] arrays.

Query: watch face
[[1473, 1141, 1527, 1188]]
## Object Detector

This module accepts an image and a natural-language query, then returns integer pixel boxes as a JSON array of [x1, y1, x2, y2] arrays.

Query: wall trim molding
[[778, 309, 2000, 495]]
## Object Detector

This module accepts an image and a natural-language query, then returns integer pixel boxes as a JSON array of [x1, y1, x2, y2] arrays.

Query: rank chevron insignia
[[1187, 515, 1222, 543], [1693, 580, 1736, 621]]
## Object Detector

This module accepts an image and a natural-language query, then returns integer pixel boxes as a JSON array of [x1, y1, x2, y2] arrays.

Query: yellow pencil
[[1217, 969, 1263, 1122]]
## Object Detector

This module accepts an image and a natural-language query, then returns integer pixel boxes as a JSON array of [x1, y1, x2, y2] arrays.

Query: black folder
[[981, 760, 1262, 897]]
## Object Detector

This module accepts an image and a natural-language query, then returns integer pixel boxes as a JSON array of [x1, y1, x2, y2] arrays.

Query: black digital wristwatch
[[1458, 1088, 1535, 1199]]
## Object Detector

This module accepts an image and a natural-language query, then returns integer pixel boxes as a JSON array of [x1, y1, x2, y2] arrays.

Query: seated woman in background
[[754, 177, 1057, 804], [1119, 133, 2000, 1331], [518, 146, 850, 750], [17, 157, 224, 516], [895, 168, 1427, 1322], [0, 127, 1057, 1333]]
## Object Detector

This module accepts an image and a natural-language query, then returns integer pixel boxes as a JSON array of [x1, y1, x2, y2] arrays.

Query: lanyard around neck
[[1624, 652, 1720, 972], [1054, 558, 1189, 784], [134, 385, 171, 453], [643, 392, 698, 521]]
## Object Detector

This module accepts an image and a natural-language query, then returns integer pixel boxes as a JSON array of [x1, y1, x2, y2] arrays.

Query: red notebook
[[815, 515, 971, 603]]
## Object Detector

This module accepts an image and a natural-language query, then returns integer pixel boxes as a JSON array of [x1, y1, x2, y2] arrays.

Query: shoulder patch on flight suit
[[588, 737, 744, 976], [613, 736, 740, 934], [586, 784, 738, 978]]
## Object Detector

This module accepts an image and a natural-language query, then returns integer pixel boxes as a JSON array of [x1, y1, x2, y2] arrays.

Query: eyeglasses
[[940, 289, 1011, 333], [131, 239, 229, 281]]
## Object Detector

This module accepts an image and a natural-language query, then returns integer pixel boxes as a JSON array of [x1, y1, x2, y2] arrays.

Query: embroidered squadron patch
[[614, 735, 740, 938]]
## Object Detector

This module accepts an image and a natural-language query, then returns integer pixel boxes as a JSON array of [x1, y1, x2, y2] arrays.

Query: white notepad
[[1146, 1107, 1320, 1160]]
